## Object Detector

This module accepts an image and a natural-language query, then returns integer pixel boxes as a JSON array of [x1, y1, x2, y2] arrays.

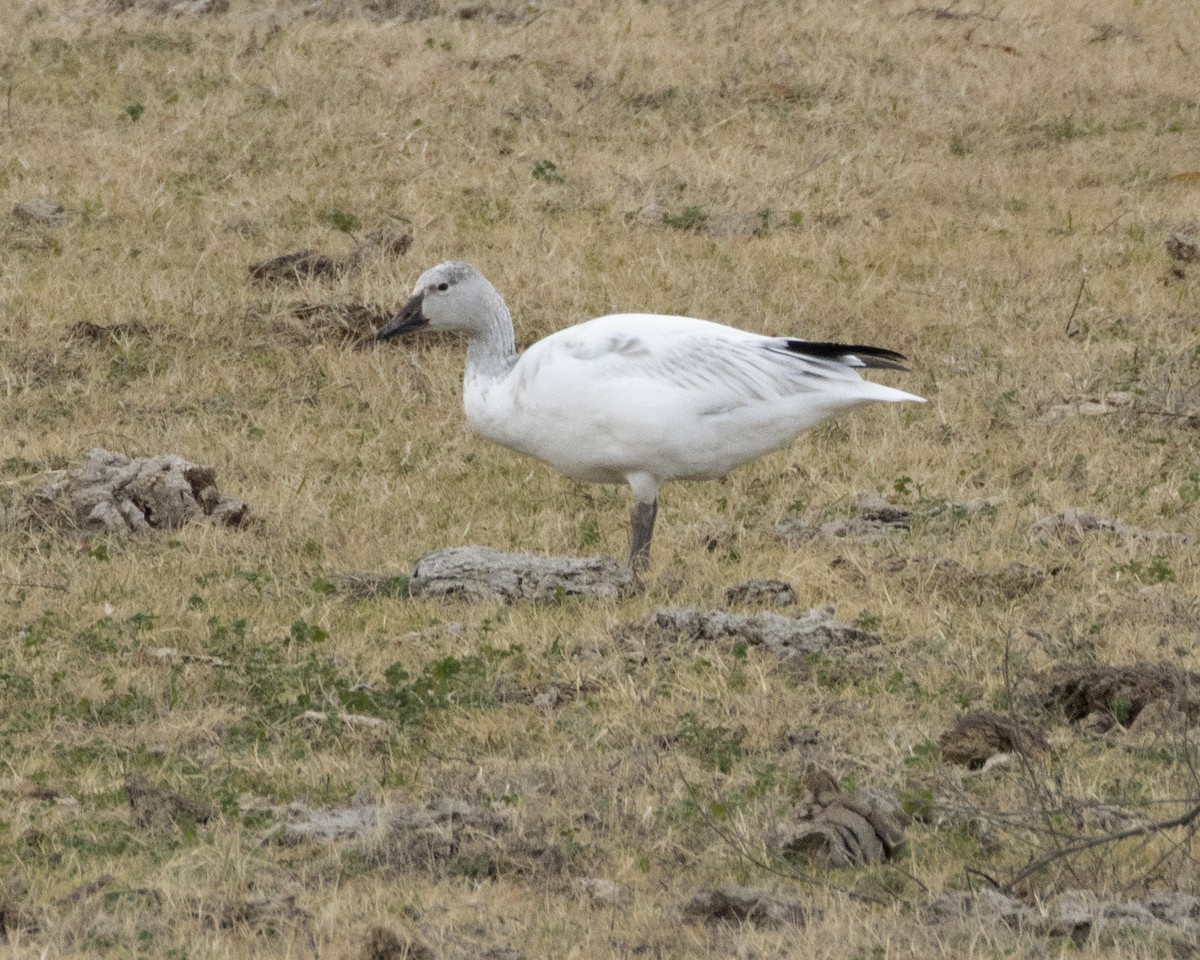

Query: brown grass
[[2, 1, 1200, 957]]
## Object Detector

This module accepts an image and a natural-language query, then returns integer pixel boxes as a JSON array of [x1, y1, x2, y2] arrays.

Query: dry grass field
[[2, 0, 1200, 956]]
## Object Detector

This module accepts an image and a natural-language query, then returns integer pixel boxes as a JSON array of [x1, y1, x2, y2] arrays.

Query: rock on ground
[[638, 606, 879, 657], [408, 545, 636, 602], [23, 448, 247, 534]]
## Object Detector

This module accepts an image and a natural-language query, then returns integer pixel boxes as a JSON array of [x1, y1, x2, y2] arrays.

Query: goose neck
[[465, 296, 518, 381]]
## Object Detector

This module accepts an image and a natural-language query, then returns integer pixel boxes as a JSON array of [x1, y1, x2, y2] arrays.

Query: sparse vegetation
[[2, 1, 1199, 958]]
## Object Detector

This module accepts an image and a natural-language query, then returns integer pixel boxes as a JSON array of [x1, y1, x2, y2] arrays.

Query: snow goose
[[378, 261, 925, 572]]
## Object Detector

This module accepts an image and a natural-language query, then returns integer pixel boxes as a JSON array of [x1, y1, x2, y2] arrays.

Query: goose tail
[[782, 339, 912, 371]]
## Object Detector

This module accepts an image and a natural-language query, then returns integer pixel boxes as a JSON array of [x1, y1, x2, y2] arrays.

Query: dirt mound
[[98, 0, 228, 16], [12, 197, 76, 226], [407, 545, 636, 602], [777, 492, 910, 542], [777, 492, 998, 543], [1033, 663, 1200, 731], [269, 797, 533, 881], [938, 711, 1050, 769], [634, 606, 879, 658], [23, 449, 248, 534], [933, 888, 1200, 944], [680, 886, 807, 927], [249, 229, 411, 285], [125, 773, 214, 829], [723, 578, 797, 607], [66, 320, 153, 343], [873, 556, 1046, 602], [768, 769, 905, 867], [1033, 508, 1191, 546], [1166, 220, 1198, 264], [275, 302, 392, 346]]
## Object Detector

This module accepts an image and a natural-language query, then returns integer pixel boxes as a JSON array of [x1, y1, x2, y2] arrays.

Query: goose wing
[[542, 314, 913, 415]]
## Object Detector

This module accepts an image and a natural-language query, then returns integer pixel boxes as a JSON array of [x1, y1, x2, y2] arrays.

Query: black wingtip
[[782, 339, 911, 371]]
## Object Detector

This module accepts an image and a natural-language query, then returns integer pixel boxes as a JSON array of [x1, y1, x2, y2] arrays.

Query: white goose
[[378, 261, 924, 571]]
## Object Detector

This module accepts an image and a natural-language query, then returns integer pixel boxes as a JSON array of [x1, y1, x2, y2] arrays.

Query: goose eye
[[436, 282, 449, 292]]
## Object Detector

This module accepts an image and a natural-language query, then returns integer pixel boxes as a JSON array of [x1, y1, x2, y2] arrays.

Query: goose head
[[377, 260, 500, 340]]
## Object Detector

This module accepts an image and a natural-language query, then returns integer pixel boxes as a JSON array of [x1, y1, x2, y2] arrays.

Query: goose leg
[[625, 472, 660, 574], [630, 499, 658, 573]]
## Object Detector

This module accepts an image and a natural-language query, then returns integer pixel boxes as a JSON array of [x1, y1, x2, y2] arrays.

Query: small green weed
[[662, 206, 708, 231], [673, 712, 744, 774], [320, 207, 361, 233], [532, 159, 563, 184]]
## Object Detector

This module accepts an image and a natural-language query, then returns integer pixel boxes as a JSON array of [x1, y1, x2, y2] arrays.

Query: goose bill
[[376, 293, 429, 340]]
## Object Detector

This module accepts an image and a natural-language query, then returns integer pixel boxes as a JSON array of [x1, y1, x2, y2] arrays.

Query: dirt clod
[[409, 545, 635, 602], [777, 492, 998, 543], [249, 249, 340, 284], [334, 572, 412, 599], [12, 197, 75, 226], [777, 492, 910, 542], [1033, 508, 1191, 546], [578, 877, 627, 906], [0, 897, 39, 936], [874, 556, 1046, 602], [637, 606, 879, 658], [364, 926, 435, 960], [278, 302, 393, 346], [1033, 662, 1200, 731], [272, 797, 511, 880], [250, 230, 411, 286], [724, 578, 797, 607], [939, 711, 1050, 768], [220, 895, 310, 929], [932, 888, 1200, 941], [1166, 221, 1198, 264], [66, 320, 153, 343], [680, 886, 807, 927], [273, 798, 508, 845], [24, 448, 248, 534], [930, 888, 1031, 927], [769, 769, 904, 867], [124, 773, 214, 829]]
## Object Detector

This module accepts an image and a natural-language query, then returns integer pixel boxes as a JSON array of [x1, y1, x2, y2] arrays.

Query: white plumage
[[378, 261, 925, 570]]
